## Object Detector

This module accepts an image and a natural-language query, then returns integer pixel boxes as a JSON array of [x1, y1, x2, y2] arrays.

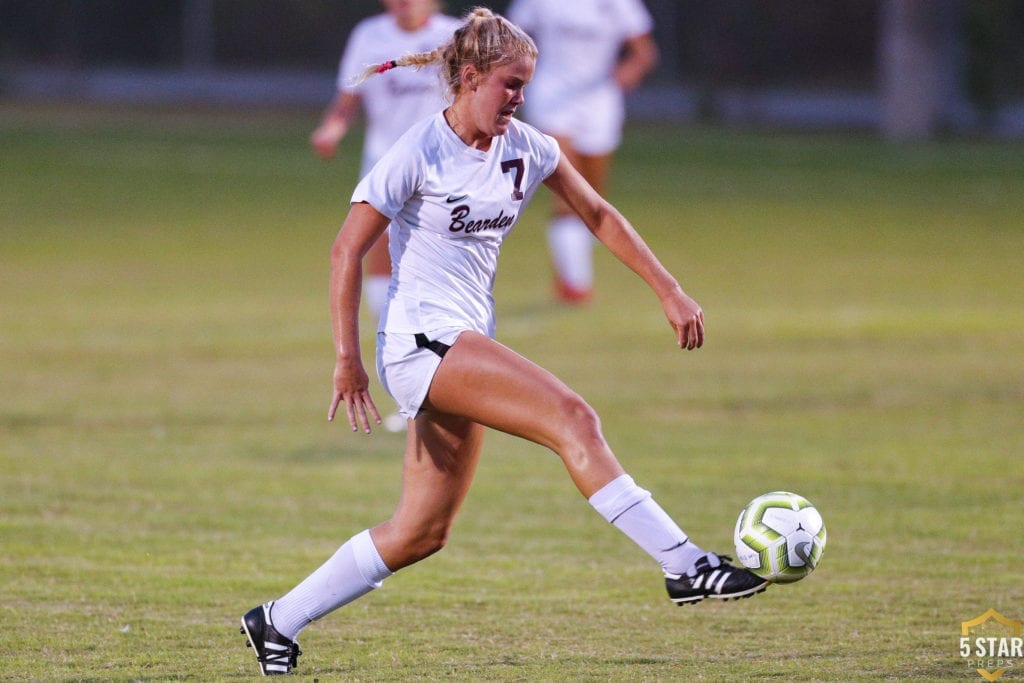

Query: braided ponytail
[[352, 47, 447, 86], [353, 6, 536, 99]]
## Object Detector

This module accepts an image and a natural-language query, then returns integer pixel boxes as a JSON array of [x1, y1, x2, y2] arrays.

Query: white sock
[[364, 275, 390, 318], [547, 215, 594, 290], [589, 474, 705, 576], [269, 529, 393, 640]]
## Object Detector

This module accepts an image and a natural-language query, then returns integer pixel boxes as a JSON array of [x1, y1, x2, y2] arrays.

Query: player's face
[[382, 0, 437, 31], [468, 56, 535, 138]]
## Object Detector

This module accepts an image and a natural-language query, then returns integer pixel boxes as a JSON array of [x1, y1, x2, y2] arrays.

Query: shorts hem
[[377, 328, 468, 420]]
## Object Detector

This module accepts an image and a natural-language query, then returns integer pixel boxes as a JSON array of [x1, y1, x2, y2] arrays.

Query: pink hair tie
[[377, 60, 398, 74]]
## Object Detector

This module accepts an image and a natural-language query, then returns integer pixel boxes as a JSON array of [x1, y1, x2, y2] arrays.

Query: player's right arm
[[311, 91, 362, 160], [614, 32, 658, 91], [543, 154, 704, 350], [328, 202, 390, 431]]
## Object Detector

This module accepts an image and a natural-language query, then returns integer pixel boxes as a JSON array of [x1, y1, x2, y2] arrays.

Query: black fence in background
[[2, 1, 1023, 137]]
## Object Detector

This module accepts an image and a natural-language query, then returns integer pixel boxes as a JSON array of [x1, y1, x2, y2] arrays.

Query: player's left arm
[[614, 32, 658, 91], [542, 155, 704, 350]]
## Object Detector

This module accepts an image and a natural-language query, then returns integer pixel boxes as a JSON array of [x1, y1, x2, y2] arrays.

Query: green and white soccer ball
[[733, 491, 826, 584]]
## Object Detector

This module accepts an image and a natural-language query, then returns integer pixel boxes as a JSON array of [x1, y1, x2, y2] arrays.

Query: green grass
[[1, 102, 1022, 681]]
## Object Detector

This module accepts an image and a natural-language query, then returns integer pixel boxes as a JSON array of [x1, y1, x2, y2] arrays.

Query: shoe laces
[[686, 552, 735, 577]]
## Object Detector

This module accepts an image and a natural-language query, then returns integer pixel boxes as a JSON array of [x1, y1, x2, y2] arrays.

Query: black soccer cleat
[[240, 602, 302, 676], [664, 552, 768, 605]]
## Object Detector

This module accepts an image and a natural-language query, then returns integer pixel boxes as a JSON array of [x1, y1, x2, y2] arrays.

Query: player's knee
[[553, 393, 605, 453], [412, 528, 450, 563], [395, 519, 452, 564], [565, 393, 603, 436]]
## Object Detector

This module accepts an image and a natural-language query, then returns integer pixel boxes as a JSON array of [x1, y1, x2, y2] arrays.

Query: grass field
[[1, 102, 1022, 681]]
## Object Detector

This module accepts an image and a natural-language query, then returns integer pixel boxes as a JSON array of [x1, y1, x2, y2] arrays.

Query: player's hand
[[310, 123, 343, 160], [662, 288, 705, 350], [328, 357, 381, 433]]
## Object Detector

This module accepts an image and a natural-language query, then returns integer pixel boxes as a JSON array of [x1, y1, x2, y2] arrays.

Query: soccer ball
[[733, 491, 826, 584]]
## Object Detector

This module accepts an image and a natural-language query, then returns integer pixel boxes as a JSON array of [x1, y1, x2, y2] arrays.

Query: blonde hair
[[355, 7, 537, 99]]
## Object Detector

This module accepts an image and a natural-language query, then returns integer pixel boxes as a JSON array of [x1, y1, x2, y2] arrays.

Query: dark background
[[2, 0, 1023, 137]]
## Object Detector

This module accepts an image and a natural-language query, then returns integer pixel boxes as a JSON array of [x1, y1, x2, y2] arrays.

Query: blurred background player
[[506, 0, 658, 304], [310, 0, 461, 318]]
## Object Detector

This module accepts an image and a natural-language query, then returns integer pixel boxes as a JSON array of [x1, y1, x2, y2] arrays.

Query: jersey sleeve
[[536, 129, 561, 180], [350, 126, 425, 218], [619, 0, 654, 38], [351, 156, 417, 220]]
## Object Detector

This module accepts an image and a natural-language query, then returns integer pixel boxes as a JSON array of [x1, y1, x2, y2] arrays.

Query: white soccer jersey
[[507, 0, 654, 153], [338, 13, 464, 174], [352, 113, 561, 337]]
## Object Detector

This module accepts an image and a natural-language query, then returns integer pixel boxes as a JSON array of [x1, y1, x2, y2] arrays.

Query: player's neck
[[395, 13, 430, 32], [444, 106, 492, 152]]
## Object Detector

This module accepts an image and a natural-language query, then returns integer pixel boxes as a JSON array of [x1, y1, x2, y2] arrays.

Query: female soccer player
[[507, 0, 659, 304], [242, 8, 765, 675], [310, 0, 462, 317]]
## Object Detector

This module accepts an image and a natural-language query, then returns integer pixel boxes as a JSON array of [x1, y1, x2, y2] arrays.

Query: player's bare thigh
[[422, 331, 624, 496]]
